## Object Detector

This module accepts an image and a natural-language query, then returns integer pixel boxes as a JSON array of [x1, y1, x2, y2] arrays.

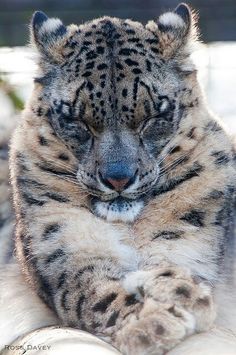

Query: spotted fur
[[6, 3, 236, 354]]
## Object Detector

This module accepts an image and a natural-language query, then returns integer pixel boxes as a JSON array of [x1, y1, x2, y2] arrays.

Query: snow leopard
[[0, 3, 235, 355]]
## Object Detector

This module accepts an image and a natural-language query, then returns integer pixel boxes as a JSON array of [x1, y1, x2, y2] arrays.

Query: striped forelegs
[[50, 258, 142, 335], [24, 247, 215, 355]]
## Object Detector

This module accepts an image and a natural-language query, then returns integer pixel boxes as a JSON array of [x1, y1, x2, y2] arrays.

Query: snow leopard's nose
[[99, 163, 137, 192]]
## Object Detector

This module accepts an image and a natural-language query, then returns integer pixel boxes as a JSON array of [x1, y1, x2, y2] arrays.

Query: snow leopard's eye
[[67, 121, 92, 145], [140, 115, 175, 156], [49, 104, 93, 156], [59, 120, 93, 156]]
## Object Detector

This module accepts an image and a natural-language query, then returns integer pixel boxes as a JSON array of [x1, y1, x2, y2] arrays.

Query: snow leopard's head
[[30, 3, 200, 222]]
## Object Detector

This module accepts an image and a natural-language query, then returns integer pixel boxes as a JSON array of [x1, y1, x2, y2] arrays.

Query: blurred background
[[0, 0, 235, 132]]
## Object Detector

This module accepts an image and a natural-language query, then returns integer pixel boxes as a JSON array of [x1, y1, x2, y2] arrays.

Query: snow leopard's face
[[32, 6, 197, 222]]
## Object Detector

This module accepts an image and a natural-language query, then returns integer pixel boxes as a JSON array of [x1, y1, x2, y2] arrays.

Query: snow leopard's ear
[[146, 3, 198, 61], [30, 11, 68, 63]]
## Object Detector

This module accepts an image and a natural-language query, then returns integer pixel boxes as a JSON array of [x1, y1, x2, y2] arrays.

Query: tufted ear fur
[[146, 3, 198, 66], [30, 11, 68, 63]]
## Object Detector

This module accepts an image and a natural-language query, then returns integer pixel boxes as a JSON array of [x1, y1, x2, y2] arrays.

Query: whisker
[[159, 154, 190, 174], [158, 145, 204, 179]]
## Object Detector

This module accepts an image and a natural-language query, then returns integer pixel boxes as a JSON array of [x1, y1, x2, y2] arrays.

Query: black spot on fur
[[155, 324, 165, 335], [125, 28, 135, 34], [133, 77, 139, 101], [83, 41, 92, 46], [22, 193, 45, 206], [125, 294, 139, 306], [92, 293, 117, 312], [152, 231, 183, 240], [58, 153, 69, 161], [115, 62, 123, 70], [138, 334, 151, 346], [145, 38, 159, 44], [43, 191, 69, 203], [86, 81, 94, 91], [168, 306, 182, 318], [34, 268, 55, 311], [122, 105, 129, 112], [57, 272, 67, 288], [97, 46, 105, 54], [150, 47, 159, 54], [39, 135, 49, 146], [61, 290, 70, 310], [169, 145, 181, 154], [211, 151, 230, 165], [46, 249, 65, 263], [128, 37, 140, 43], [207, 190, 224, 200], [132, 68, 142, 75], [119, 48, 138, 56], [106, 310, 120, 328], [97, 63, 108, 70], [92, 321, 101, 329], [205, 120, 222, 132], [146, 59, 152, 72], [82, 71, 92, 77], [180, 209, 205, 227], [86, 50, 97, 60], [77, 265, 95, 277], [125, 58, 138, 66], [175, 286, 191, 298], [42, 223, 60, 240], [76, 294, 86, 319], [122, 88, 128, 98], [76, 265, 95, 287], [187, 127, 196, 138], [17, 177, 46, 189], [197, 297, 210, 306], [159, 271, 174, 277]]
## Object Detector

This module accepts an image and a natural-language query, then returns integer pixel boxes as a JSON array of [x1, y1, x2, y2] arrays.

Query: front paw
[[114, 298, 196, 355], [122, 264, 216, 333]]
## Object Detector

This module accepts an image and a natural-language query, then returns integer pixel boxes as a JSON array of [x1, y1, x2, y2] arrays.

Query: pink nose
[[106, 177, 130, 192]]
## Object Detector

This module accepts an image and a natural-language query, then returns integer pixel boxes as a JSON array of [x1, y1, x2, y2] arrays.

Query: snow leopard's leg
[[12, 200, 215, 355]]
